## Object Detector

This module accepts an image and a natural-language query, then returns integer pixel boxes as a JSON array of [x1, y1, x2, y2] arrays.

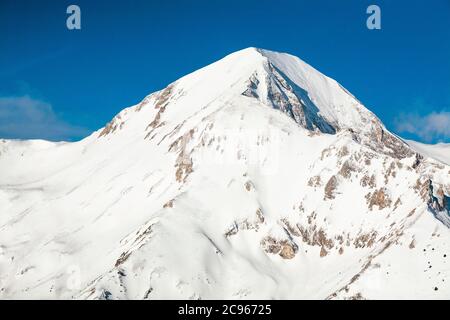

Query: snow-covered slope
[[0, 48, 449, 300], [406, 139, 450, 166]]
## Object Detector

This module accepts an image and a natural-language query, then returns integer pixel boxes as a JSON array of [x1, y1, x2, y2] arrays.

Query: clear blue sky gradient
[[0, 0, 449, 142]]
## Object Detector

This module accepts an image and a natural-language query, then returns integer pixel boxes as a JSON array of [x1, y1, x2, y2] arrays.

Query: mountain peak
[[142, 47, 412, 158], [183, 47, 369, 130], [93, 47, 413, 159], [1, 47, 449, 300]]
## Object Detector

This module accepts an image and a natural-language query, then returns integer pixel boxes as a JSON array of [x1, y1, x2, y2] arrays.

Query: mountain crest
[[102, 47, 412, 159]]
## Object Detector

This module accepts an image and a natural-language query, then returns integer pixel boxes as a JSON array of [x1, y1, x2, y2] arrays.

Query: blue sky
[[0, 0, 449, 142]]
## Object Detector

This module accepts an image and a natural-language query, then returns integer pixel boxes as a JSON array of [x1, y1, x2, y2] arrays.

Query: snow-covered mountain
[[0, 47, 449, 300]]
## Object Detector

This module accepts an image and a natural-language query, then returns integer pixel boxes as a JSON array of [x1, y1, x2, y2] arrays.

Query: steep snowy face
[[406, 140, 450, 166], [252, 48, 366, 132], [0, 48, 449, 300], [262, 49, 413, 159]]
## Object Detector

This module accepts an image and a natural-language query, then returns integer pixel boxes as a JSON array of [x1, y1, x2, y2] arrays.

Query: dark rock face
[[366, 122, 414, 160], [428, 180, 450, 216], [242, 63, 337, 135]]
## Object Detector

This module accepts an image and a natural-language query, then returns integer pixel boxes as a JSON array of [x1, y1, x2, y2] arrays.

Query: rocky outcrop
[[324, 175, 338, 200], [99, 113, 126, 137], [260, 236, 298, 259], [428, 180, 450, 215], [367, 188, 392, 210], [169, 129, 195, 183], [242, 63, 336, 135]]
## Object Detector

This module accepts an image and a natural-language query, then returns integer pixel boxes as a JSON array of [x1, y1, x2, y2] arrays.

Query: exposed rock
[[324, 175, 338, 200], [412, 153, 424, 170], [360, 174, 376, 188], [307, 175, 322, 187], [224, 209, 266, 238], [282, 219, 301, 237], [163, 200, 174, 208], [260, 236, 298, 259], [244, 181, 254, 192], [353, 231, 378, 248], [338, 146, 349, 157], [99, 114, 126, 137], [297, 224, 334, 250], [367, 188, 392, 210], [384, 161, 397, 184], [144, 85, 175, 138], [414, 178, 430, 201], [115, 251, 131, 267], [366, 121, 414, 159], [393, 197, 402, 209], [147, 106, 165, 130], [279, 244, 296, 259], [242, 73, 260, 98], [255, 208, 265, 224], [154, 84, 174, 109], [339, 160, 354, 179], [428, 180, 450, 214], [243, 63, 336, 134], [169, 129, 195, 183], [99, 120, 118, 137], [175, 155, 193, 183], [224, 222, 239, 238], [349, 292, 365, 300]]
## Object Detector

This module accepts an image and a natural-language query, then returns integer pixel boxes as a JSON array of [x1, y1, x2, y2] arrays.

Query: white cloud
[[0, 96, 89, 141], [395, 111, 450, 142]]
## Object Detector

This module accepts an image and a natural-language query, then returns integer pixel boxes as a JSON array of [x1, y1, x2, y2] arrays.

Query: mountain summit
[[0, 48, 449, 299]]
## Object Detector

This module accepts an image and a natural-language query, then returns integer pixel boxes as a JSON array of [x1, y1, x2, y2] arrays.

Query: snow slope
[[0, 48, 449, 300], [406, 139, 450, 166]]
